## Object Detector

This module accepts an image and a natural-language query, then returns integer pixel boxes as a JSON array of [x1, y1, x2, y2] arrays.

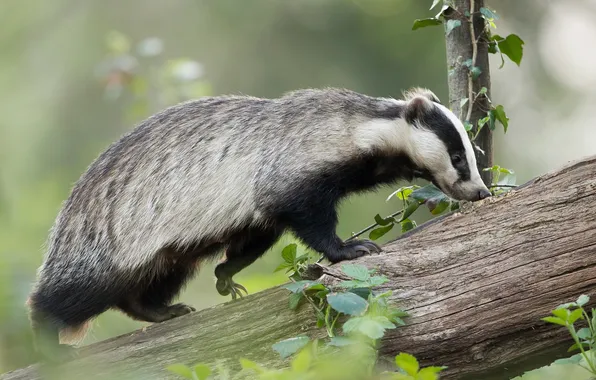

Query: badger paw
[[327, 239, 382, 263], [164, 303, 196, 319], [216, 277, 248, 300]]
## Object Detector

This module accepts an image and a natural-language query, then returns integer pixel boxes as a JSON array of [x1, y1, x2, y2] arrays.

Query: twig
[[465, 0, 477, 124], [345, 207, 406, 243], [490, 184, 517, 188]]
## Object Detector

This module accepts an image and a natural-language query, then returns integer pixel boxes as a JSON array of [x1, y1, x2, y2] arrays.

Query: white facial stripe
[[353, 118, 410, 153]]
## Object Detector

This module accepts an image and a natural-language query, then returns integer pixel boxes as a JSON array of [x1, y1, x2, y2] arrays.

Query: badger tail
[[26, 295, 91, 355], [59, 320, 92, 345]]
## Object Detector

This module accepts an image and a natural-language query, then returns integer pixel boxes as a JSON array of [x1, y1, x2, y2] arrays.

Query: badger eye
[[452, 154, 463, 164]]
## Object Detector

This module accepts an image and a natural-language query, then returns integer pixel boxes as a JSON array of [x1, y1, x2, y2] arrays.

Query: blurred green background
[[2, 0, 596, 374]]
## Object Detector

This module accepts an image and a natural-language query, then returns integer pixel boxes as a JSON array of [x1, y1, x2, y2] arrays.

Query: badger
[[27, 87, 490, 360]]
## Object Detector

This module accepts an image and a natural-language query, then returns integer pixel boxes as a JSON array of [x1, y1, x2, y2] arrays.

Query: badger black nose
[[478, 189, 491, 200]]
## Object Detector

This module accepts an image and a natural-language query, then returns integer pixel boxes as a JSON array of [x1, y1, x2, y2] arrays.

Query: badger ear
[[402, 87, 440, 104], [404, 95, 434, 124]]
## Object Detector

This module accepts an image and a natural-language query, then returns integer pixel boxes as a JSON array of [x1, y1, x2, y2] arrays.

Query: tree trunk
[[3, 156, 596, 380], [445, 0, 493, 185]]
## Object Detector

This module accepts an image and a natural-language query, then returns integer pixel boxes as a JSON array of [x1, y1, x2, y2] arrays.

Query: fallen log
[[4, 156, 596, 380]]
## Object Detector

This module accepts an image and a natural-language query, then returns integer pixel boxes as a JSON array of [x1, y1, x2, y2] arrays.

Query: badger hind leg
[[117, 263, 197, 323], [215, 227, 282, 300], [116, 243, 221, 323]]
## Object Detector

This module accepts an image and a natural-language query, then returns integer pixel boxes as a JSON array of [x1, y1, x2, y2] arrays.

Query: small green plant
[[383, 353, 447, 380], [167, 341, 447, 380], [279, 263, 407, 342], [274, 243, 315, 281], [542, 295, 596, 375]]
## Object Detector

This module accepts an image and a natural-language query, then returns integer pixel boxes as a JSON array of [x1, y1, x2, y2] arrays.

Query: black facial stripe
[[417, 105, 471, 181]]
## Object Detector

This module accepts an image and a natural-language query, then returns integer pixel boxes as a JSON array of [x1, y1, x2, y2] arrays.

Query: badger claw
[[326, 239, 383, 263], [350, 240, 382, 255], [216, 277, 248, 300]]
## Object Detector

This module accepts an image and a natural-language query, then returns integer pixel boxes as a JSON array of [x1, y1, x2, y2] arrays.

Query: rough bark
[[445, 0, 493, 185], [4, 156, 596, 380]]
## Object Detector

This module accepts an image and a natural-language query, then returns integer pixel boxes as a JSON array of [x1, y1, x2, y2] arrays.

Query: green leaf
[[445, 19, 461, 35], [470, 66, 482, 80], [430, 198, 450, 215], [328, 336, 356, 347], [282, 280, 320, 293], [193, 364, 211, 380], [401, 219, 416, 233], [577, 294, 590, 306], [272, 336, 310, 359], [395, 353, 420, 376], [392, 316, 406, 326], [568, 342, 590, 352], [411, 184, 446, 203], [368, 275, 389, 286], [496, 34, 524, 66], [541, 316, 567, 326], [410, 184, 445, 203], [463, 121, 473, 131], [553, 353, 584, 365], [281, 244, 297, 264], [348, 287, 373, 300], [166, 364, 194, 379], [289, 292, 303, 310], [417, 366, 448, 380], [479, 87, 488, 95], [388, 186, 417, 201], [316, 315, 325, 328], [488, 40, 498, 54], [552, 308, 570, 321], [400, 202, 420, 221], [341, 264, 371, 281], [492, 105, 509, 133], [477, 116, 490, 131], [343, 316, 395, 339], [274, 262, 293, 273], [374, 214, 396, 226], [577, 327, 592, 340], [338, 279, 370, 289], [327, 292, 369, 316], [291, 345, 312, 372], [568, 308, 584, 324], [370, 224, 394, 240], [557, 302, 577, 310], [479, 7, 498, 20], [412, 18, 443, 30], [429, 0, 441, 10], [460, 97, 469, 109]]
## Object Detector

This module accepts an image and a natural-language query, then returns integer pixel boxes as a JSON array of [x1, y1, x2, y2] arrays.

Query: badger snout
[[476, 188, 491, 200], [441, 181, 491, 202], [461, 186, 491, 202]]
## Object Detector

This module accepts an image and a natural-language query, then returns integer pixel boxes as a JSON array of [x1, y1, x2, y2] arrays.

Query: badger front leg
[[286, 205, 382, 263], [215, 227, 283, 300]]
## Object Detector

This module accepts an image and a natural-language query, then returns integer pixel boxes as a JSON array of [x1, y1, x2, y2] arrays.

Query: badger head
[[402, 88, 491, 202]]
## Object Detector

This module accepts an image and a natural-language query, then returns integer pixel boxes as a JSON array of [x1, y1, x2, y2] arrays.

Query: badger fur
[[27, 87, 490, 360]]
